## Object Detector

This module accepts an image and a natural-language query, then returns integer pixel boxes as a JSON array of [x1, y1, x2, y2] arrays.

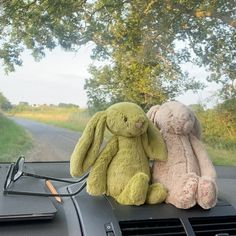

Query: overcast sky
[[0, 46, 218, 108]]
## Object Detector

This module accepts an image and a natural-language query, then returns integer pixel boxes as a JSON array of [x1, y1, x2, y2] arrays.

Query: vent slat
[[119, 218, 186, 236], [192, 221, 236, 228], [195, 229, 236, 233], [136, 232, 186, 236], [121, 225, 184, 231], [193, 225, 236, 231], [122, 227, 184, 234], [190, 216, 236, 224], [190, 215, 236, 236], [121, 232, 186, 236], [120, 219, 181, 227], [194, 228, 236, 235]]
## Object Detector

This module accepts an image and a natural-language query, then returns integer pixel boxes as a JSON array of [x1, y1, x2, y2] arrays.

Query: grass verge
[[206, 145, 236, 166], [0, 113, 32, 162]]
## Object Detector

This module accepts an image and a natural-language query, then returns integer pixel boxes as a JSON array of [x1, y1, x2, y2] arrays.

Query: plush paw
[[178, 174, 199, 209], [167, 173, 199, 209], [197, 177, 217, 209], [116, 172, 149, 206], [146, 183, 167, 204], [87, 174, 106, 195]]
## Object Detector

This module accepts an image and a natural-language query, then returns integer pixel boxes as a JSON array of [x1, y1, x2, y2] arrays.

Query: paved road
[[11, 117, 81, 161], [10, 117, 236, 178]]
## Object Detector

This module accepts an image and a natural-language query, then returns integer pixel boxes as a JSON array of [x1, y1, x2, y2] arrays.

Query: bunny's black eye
[[124, 116, 128, 122]]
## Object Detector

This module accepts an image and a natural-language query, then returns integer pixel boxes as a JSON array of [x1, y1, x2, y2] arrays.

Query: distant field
[[9, 106, 91, 132], [9, 106, 236, 166], [0, 113, 32, 162]]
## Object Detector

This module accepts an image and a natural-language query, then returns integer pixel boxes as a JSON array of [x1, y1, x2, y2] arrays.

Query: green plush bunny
[[70, 102, 167, 205]]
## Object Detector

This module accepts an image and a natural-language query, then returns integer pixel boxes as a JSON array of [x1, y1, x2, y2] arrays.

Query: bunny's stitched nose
[[135, 121, 144, 129]]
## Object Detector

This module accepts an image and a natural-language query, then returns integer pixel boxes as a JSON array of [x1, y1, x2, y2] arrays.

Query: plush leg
[[116, 172, 149, 206], [166, 173, 199, 209], [197, 176, 218, 209], [146, 183, 167, 204]]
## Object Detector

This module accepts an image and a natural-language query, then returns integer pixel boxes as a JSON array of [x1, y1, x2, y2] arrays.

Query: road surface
[[11, 117, 81, 161], [10, 117, 236, 179]]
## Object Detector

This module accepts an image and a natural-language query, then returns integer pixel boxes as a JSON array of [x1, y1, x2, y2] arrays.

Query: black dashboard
[[0, 162, 236, 236]]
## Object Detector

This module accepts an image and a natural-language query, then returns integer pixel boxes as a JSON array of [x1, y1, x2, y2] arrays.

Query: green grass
[[206, 145, 236, 166], [9, 106, 91, 132], [0, 113, 32, 162]]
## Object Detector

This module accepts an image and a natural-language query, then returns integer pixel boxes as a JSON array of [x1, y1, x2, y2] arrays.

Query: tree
[[58, 103, 79, 108], [0, 0, 87, 72], [192, 98, 236, 149], [1, 0, 235, 109], [216, 97, 236, 138], [18, 101, 29, 106], [0, 92, 12, 111]]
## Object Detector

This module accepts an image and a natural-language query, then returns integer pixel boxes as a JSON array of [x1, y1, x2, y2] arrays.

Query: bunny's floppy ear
[[191, 114, 201, 139], [147, 105, 160, 123], [142, 119, 167, 161], [70, 111, 107, 177]]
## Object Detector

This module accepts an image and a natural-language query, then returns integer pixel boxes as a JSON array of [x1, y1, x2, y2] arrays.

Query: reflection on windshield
[[0, 1, 235, 165]]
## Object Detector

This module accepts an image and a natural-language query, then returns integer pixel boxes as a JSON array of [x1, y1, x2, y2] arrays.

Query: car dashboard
[[0, 162, 236, 236]]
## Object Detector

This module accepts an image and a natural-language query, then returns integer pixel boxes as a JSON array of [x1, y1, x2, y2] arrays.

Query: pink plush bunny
[[147, 101, 218, 209]]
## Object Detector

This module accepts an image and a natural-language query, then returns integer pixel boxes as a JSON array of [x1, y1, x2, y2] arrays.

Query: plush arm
[[87, 136, 118, 195], [142, 120, 167, 161], [189, 134, 217, 179]]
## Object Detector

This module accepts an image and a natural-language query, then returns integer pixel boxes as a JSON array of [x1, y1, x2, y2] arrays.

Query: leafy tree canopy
[[0, 0, 235, 109]]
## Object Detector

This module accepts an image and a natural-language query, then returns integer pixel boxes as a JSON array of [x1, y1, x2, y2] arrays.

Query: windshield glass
[[0, 1, 235, 165]]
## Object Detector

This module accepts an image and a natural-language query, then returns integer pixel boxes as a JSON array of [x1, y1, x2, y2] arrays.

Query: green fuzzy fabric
[[70, 102, 167, 205]]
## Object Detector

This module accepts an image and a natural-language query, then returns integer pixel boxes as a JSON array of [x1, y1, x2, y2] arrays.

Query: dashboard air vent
[[189, 215, 236, 236], [119, 218, 186, 236]]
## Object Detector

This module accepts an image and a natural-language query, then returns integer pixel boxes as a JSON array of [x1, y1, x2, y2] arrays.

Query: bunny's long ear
[[70, 111, 106, 177], [142, 119, 167, 161], [147, 105, 160, 123], [191, 115, 201, 139], [189, 134, 217, 178]]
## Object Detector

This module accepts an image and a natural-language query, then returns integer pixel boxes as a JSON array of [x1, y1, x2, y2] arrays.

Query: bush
[[194, 101, 236, 150], [0, 92, 12, 111]]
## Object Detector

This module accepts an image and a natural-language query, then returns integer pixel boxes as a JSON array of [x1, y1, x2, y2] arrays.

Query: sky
[[0, 45, 219, 108]]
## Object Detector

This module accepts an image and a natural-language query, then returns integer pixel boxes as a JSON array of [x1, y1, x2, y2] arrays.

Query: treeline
[[0, 92, 12, 111], [191, 98, 236, 150], [0, 92, 80, 112]]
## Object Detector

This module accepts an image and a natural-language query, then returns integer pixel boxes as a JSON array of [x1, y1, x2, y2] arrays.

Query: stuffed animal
[[70, 102, 168, 205], [147, 101, 218, 209]]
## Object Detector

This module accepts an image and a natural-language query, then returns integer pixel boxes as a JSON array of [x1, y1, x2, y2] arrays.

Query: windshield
[[0, 1, 235, 165]]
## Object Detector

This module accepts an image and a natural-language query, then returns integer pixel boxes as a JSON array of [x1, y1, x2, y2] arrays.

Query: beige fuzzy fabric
[[147, 101, 218, 209]]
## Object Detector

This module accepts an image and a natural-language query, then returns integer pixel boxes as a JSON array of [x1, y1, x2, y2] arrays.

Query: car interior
[[0, 161, 236, 236], [0, 1, 236, 236]]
